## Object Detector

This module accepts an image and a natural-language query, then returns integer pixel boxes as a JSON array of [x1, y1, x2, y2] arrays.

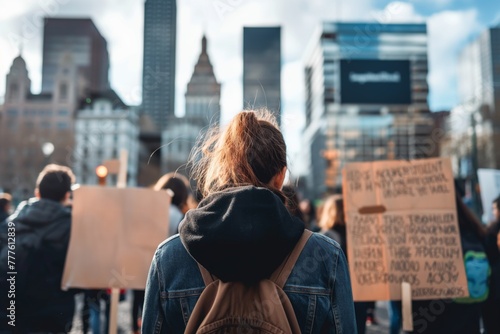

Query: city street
[[69, 293, 392, 333]]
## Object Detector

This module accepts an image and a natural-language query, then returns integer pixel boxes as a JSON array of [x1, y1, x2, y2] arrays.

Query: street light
[[95, 165, 108, 186], [41, 142, 54, 166]]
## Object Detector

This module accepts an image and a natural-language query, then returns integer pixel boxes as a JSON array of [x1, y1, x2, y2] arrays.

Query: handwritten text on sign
[[342, 158, 468, 301]]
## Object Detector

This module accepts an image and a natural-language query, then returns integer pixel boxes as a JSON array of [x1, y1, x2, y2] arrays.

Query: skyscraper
[[449, 25, 500, 171], [41, 18, 110, 95], [299, 22, 434, 199], [243, 27, 281, 125], [142, 0, 177, 131], [162, 35, 221, 174]]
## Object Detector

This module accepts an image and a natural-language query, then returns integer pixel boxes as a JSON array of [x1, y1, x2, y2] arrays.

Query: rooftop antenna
[[18, 27, 24, 56], [202, 21, 208, 54]]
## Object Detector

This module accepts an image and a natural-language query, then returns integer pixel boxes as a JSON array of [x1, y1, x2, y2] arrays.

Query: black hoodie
[[180, 186, 305, 284], [0, 198, 74, 332]]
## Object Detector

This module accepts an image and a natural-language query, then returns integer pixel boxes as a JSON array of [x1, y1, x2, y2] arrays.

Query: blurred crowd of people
[[1, 110, 500, 333]]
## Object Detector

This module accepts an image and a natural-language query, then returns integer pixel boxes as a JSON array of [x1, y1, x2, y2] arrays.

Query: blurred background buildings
[[161, 35, 221, 175], [243, 27, 282, 126], [0, 1, 499, 220], [298, 22, 435, 199], [142, 0, 177, 132], [41, 18, 110, 95]]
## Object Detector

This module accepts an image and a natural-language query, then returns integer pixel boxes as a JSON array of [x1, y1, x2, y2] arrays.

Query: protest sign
[[342, 158, 469, 301], [62, 186, 170, 290], [477, 169, 500, 224]]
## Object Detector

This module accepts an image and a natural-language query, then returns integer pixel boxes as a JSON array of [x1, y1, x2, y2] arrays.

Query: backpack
[[185, 229, 312, 334]]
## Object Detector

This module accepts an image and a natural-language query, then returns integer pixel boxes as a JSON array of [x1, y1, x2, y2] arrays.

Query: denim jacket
[[142, 233, 357, 333]]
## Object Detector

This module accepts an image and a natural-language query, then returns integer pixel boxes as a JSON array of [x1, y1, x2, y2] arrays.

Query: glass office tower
[[41, 18, 110, 94], [449, 25, 500, 172], [243, 27, 281, 125], [300, 22, 434, 199], [142, 0, 177, 131]]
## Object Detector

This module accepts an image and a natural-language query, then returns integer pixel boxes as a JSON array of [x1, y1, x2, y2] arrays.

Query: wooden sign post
[[109, 150, 128, 334]]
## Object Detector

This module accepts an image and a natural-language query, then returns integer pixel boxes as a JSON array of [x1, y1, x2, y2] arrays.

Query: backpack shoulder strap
[[270, 229, 313, 288], [197, 263, 217, 286]]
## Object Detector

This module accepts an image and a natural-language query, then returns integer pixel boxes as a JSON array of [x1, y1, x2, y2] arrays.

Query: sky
[[0, 0, 499, 160]]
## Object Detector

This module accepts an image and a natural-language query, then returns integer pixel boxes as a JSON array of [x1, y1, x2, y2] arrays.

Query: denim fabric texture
[[142, 233, 357, 333]]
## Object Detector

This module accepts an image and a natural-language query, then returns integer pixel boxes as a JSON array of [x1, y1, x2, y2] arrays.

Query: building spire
[[202, 34, 207, 54], [18, 27, 24, 56]]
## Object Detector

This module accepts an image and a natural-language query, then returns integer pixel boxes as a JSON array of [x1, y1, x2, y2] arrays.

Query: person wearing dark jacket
[[0, 164, 76, 333], [482, 195, 500, 334], [411, 193, 489, 334], [142, 110, 357, 333]]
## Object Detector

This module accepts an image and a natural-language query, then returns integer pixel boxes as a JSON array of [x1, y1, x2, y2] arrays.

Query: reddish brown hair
[[191, 110, 287, 198]]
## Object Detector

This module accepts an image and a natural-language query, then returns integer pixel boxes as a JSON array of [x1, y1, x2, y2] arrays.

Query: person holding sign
[[483, 195, 500, 334], [128, 172, 191, 333], [142, 110, 357, 333], [319, 194, 371, 334], [411, 193, 490, 334]]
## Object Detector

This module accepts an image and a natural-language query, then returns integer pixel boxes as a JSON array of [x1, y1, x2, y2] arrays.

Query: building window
[[57, 122, 69, 129], [58, 109, 69, 116], [7, 120, 18, 132], [6, 109, 18, 117], [8, 83, 19, 102], [39, 110, 52, 117], [59, 83, 68, 101]]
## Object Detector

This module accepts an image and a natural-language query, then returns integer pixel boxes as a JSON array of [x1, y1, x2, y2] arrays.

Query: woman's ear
[[270, 167, 287, 190]]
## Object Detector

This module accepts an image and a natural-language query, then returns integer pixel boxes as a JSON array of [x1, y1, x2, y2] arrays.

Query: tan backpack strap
[[271, 229, 313, 288], [197, 263, 217, 286]]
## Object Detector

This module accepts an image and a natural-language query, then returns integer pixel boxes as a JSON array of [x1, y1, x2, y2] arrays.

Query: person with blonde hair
[[318, 194, 346, 254], [319, 194, 372, 334], [142, 110, 356, 333]]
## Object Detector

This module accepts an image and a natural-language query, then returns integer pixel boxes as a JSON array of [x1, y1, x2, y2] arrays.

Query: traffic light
[[95, 165, 108, 186]]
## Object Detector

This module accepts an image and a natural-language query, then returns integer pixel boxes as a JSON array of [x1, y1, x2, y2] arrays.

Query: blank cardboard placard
[[342, 158, 469, 301], [62, 186, 170, 290], [103, 159, 121, 175]]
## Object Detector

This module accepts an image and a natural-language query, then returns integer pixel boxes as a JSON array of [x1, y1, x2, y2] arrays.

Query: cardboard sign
[[477, 169, 500, 224], [342, 158, 469, 301], [103, 159, 121, 175], [62, 186, 170, 290]]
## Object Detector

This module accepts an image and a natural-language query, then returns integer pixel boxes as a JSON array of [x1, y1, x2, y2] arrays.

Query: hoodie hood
[[179, 186, 305, 283], [12, 198, 71, 230]]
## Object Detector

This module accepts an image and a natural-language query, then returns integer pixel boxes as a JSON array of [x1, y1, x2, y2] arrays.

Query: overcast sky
[[0, 0, 499, 161]]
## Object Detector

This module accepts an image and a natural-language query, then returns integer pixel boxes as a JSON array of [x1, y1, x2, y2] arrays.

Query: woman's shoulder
[[153, 235, 206, 290], [309, 231, 343, 251], [287, 232, 346, 289], [299, 232, 344, 266], [155, 235, 192, 263]]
